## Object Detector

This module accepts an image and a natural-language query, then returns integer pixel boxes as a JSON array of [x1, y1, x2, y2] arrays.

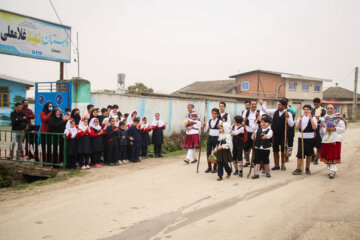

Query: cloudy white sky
[[1, 0, 360, 94]]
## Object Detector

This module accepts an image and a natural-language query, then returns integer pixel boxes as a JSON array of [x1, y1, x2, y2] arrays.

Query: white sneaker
[[124, 160, 129, 163], [118, 160, 123, 164]]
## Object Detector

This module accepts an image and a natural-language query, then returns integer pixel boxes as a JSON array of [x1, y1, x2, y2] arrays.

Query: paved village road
[[1, 123, 360, 240]]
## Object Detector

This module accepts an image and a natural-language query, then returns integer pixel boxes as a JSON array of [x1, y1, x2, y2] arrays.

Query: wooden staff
[[247, 136, 256, 178], [282, 111, 288, 170], [196, 117, 204, 173]]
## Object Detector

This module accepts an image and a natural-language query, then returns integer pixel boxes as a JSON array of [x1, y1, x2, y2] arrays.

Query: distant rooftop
[[229, 70, 332, 83], [323, 86, 360, 100], [171, 80, 237, 96]]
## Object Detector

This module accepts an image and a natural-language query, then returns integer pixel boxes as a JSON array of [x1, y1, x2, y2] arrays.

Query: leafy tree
[[26, 97, 35, 104], [11, 95, 24, 110], [126, 82, 153, 95], [96, 89, 115, 93]]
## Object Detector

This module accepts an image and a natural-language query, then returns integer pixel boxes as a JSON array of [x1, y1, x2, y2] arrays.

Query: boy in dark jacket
[[129, 117, 142, 162], [118, 121, 129, 163], [105, 118, 119, 166]]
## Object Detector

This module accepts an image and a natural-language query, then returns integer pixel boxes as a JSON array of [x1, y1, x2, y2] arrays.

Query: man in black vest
[[242, 99, 263, 167], [219, 102, 231, 126], [311, 98, 326, 165], [259, 98, 294, 170]]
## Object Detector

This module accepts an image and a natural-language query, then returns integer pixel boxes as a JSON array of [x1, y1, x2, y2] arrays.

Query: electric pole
[[353, 67, 358, 119], [77, 32, 80, 78]]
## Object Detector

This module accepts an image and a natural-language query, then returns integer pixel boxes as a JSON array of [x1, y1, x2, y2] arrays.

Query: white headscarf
[[78, 119, 89, 132], [217, 122, 233, 155], [109, 109, 118, 118], [89, 118, 101, 131], [102, 117, 110, 129], [152, 117, 164, 127], [64, 120, 78, 138]]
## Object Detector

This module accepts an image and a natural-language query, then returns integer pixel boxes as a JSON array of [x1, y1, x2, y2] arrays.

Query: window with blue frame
[[241, 81, 249, 90], [289, 82, 296, 91], [302, 83, 309, 92], [314, 84, 320, 92]]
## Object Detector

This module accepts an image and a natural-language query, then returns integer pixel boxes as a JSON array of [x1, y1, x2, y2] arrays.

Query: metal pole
[[77, 32, 80, 78], [60, 62, 64, 80], [353, 67, 358, 119]]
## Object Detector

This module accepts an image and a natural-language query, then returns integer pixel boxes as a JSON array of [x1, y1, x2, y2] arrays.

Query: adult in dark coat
[[48, 108, 69, 167]]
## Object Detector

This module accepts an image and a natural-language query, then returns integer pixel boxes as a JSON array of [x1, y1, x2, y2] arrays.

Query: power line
[[48, 0, 78, 51]]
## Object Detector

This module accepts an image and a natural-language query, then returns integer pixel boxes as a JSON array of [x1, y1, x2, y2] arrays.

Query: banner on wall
[[0, 9, 71, 62]]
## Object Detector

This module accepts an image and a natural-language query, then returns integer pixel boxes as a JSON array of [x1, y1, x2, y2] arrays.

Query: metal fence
[[0, 130, 67, 167]]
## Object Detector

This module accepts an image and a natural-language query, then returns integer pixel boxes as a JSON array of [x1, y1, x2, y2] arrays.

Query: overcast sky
[[1, 0, 360, 94]]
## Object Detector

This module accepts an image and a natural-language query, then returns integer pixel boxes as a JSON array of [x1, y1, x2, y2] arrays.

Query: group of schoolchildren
[[64, 104, 166, 170], [195, 98, 344, 181]]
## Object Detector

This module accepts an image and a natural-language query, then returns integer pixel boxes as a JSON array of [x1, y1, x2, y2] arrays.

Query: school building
[[0, 74, 34, 126]]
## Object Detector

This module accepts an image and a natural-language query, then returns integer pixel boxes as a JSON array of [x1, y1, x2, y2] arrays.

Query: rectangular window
[[314, 84, 320, 92], [0, 86, 9, 108], [302, 83, 309, 92], [241, 81, 249, 90], [289, 82, 296, 91]]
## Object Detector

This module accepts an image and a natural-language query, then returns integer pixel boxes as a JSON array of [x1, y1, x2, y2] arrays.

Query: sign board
[[0, 9, 71, 62]]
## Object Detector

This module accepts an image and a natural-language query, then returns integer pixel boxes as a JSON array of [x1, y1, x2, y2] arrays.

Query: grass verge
[[11, 170, 87, 191]]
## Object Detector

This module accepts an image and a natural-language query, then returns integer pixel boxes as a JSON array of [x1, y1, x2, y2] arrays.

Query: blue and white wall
[[92, 93, 268, 136], [0, 79, 27, 125]]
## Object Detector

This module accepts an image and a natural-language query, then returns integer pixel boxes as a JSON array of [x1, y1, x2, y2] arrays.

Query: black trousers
[[25, 131, 39, 160], [206, 136, 218, 157], [41, 134, 52, 163], [217, 162, 232, 178], [91, 152, 101, 165], [66, 155, 77, 169], [141, 145, 148, 157], [52, 135, 64, 165], [244, 132, 254, 151], [131, 144, 141, 162], [233, 140, 244, 161], [119, 145, 127, 161], [154, 144, 162, 156], [106, 141, 118, 164], [78, 153, 90, 166], [254, 149, 270, 164]]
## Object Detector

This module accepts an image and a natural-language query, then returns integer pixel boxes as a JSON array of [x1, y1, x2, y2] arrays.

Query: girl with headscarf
[[127, 111, 137, 128], [212, 122, 233, 181], [139, 117, 152, 158], [151, 114, 167, 158], [64, 119, 78, 169], [89, 118, 105, 168], [319, 104, 346, 179], [77, 118, 92, 170], [70, 108, 81, 126], [40, 102, 53, 164]]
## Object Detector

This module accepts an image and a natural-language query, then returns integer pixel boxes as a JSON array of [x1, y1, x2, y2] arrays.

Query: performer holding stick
[[292, 105, 317, 175], [259, 98, 294, 171]]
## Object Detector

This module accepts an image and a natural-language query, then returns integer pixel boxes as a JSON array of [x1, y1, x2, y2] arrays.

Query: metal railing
[[0, 130, 67, 167]]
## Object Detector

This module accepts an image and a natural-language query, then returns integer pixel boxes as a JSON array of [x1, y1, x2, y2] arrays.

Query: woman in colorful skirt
[[320, 104, 346, 179], [183, 104, 201, 164]]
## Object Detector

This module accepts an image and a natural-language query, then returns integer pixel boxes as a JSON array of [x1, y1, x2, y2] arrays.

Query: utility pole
[[77, 32, 80, 78], [353, 67, 358, 119]]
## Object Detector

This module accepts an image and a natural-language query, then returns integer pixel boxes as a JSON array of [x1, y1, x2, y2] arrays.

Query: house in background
[[172, 70, 332, 114], [0, 74, 34, 126], [323, 85, 360, 119], [229, 70, 332, 111]]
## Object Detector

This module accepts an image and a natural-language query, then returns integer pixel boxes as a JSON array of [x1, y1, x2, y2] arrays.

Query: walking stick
[[196, 117, 204, 173], [247, 137, 256, 178], [300, 118, 304, 173], [282, 111, 288, 170]]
